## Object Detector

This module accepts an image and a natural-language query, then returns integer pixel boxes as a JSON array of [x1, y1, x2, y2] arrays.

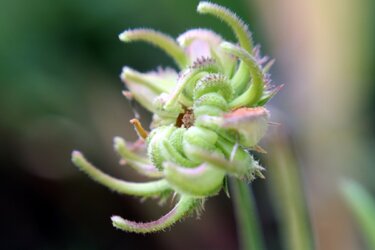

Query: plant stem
[[266, 130, 314, 250], [230, 178, 265, 250]]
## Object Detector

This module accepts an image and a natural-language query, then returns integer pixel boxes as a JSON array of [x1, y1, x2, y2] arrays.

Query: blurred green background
[[1, 0, 374, 249]]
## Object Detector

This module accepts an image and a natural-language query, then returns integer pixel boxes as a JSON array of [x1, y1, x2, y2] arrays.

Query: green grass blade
[[341, 180, 375, 249]]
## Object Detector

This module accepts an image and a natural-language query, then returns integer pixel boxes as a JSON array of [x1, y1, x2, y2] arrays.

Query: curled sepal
[[164, 162, 225, 197], [182, 126, 218, 162], [221, 42, 265, 108], [194, 73, 233, 102], [165, 57, 219, 109], [119, 28, 187, 69], [113, 137, 163, 178], [71, 151, 170, 196], [193, 74, 232, 118], [121, 67, 178, 113], [222, 107, 270, 148], [197, 2, 253, 52], [197, 2, 254, 94], [111, 195, 198, 233]]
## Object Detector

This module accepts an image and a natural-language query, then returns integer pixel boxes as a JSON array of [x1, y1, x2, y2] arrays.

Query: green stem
[[230, 178, 265, 250], [266, 131, 314, 250]]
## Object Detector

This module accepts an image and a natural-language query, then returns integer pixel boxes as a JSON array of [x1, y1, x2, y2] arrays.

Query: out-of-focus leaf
[[341, 180, 375, 249]]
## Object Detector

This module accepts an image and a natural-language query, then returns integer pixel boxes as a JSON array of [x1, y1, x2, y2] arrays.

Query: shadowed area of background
[[0, 0, 374, 249]]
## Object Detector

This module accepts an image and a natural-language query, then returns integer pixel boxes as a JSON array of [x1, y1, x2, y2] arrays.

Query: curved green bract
[[221, 42, 265, 108], [193, 93, 228, 118], [194, 73, 232, 101], [72, 151, 170, 196], [162, 139, 198, 168], [165, 57, 220, 109], [121, 67, 171, 94], [119, 29, 188, 69], [113, 137, 163, 178], [164, 162, 225, 197], [197, 2, 253, 52], [112, 195, 198, 233], [197, 2, 254, 95], [147, 125, 177, 170], [193, 73, 232, 118]]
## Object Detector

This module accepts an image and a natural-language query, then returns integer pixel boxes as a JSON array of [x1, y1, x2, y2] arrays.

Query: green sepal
[[112, 195, 199, 233], [71, 151, 170, 197]]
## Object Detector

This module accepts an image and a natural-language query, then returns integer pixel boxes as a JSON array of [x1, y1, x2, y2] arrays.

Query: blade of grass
[[266, 130, 314, 250], [341, 180, 375, 249]]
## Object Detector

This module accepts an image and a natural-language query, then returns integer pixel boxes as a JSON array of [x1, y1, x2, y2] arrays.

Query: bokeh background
[[1, 0, 374, 249]]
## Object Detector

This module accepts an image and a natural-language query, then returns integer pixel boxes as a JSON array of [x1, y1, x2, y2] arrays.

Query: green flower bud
[[72, 1, 280, 234]]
